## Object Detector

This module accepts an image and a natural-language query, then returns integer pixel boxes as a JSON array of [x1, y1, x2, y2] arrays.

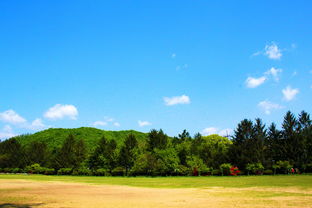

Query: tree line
[[0, 111, 311, 176]]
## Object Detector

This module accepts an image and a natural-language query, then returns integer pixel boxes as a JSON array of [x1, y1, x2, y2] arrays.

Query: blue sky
[[0, 1, 311, 139]]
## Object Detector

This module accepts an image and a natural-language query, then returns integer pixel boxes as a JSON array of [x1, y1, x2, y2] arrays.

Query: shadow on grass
[[0, 203, 43, 208]]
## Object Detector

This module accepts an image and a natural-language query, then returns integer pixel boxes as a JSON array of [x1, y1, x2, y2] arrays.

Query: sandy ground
[[0, 180, 312, 208]]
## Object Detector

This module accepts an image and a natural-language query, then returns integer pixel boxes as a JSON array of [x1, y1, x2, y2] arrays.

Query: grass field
[[1, 174, 312, 207]]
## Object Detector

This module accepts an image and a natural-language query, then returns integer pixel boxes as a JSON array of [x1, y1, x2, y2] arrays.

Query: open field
[[0, 175, 312, 208]]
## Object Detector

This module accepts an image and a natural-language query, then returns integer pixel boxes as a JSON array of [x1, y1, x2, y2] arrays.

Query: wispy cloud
[[201, 127, 232, 137], [176, 64, 188, 70], [92, 121, 107, 127], [92, 117, 120, 128], [245, 76, 267, 88], [44, 104, 78, 120], [164, 95, 190, 106], [258, 100, 283, 115], [0, 125, 16, 139], [171, 53, 176, 58], [253, 42, 282, 60], [282, 86, 299, 101], [28, 118, 46, 130], [138, 120, 152, 127], [113, 122, 120, 127], [265, 67, 282, 81]]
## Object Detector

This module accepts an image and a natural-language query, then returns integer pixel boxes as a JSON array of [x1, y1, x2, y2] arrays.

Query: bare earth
[[0, 180, 312, 208]]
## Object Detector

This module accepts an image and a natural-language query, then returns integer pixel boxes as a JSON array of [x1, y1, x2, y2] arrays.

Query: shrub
[[302, 163, 312, 173], [112, 167, 125, 176], [274, 161, 292, 174], [11, 168, 20, 173], [220, 163, 232, 176], [201, 167, 212, 176], [43, 168, 55, 175], [57, 168, 72, 175], [72, 168, 92, 176], [212, 169, 221, 176], [94, 168, 110, 176], [176, 165, 189, 176], [3, 168, 11, 173], [263, 169, 273, 175], [246, 163, 264, 175], [25, 163, 45, 174], [230, 166, 240, 176]]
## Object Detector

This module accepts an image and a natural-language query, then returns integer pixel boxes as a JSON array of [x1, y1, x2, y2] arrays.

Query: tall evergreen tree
[[26, 141, 49, 166], [282, 111, 300, 166], [119, 134, 138, 175], [54, 134, 77, 169], [230, 119, 255, 169], [147, 129, 168, 150], [88, 136, 117, 172]]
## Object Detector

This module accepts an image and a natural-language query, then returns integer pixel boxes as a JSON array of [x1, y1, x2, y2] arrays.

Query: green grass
[[1, 174, 311, 189]]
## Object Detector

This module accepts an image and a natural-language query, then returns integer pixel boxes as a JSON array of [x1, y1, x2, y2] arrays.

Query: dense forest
[[0, 111, 311, 176]]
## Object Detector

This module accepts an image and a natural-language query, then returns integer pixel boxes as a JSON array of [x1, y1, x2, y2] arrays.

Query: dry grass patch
[[0, 179, 312, 208]]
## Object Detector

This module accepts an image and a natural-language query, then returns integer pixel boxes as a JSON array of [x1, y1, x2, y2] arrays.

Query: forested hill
[[13, 127, 148, 152]]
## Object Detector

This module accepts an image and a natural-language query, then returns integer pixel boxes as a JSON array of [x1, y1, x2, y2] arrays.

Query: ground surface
[[0, 175, 311, 208]]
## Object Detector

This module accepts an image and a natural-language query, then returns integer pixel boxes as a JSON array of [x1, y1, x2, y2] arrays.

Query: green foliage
[[88, 136, 117, 171], [200, 134, 232, 169], [72, 168, 92, 176], [93, 168, 111, 176], [186, 156, 207, 176], [147, 129, 168, 150], [274, 161, 293, 174], [154, 148, 180, 176], [131, 152, 158, 176], [14, 127, 147, 153], [57, 168, 72, 175], [263, 169, 273, 175], [118, 134, 138, 175], [246, 163, 264, 175], [24, 163, 55, 175], [0, 110, 311, 177], [220, 163, 232, 176], [111, 167, 125, 176]]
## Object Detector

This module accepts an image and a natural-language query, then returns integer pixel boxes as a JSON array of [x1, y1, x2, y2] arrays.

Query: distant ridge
[[13, 127, 148, 152]]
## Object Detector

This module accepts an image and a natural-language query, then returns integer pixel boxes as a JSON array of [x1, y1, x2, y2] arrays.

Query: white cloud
[[28, 118, 46, 130], [44, 104, 78, 120], [92, 117, 120, 128], [138, 120, 152, 127], [164, 95, 190, 106], [265, 67, 282, 81], [201, 127, 233, 137], [282, 86, 299, 101], [113, 122, 120, 127], [218, 129, 233, 137], [258, 100, 283, 115], [265, 42, 282, 60], [245, 76, 266, 88], [0, 125, 16, 139], [0, 110, 27, 124], [171, 53, 176, 58], [92, 121, 107, 127], [253, 42, 282, 60]]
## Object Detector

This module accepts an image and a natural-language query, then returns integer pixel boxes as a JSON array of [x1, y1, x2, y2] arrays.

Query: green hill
[[13, 127, 148, 152]]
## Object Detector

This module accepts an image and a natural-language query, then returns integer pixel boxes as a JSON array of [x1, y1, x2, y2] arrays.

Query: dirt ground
[[0, 180, 311, 208]]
